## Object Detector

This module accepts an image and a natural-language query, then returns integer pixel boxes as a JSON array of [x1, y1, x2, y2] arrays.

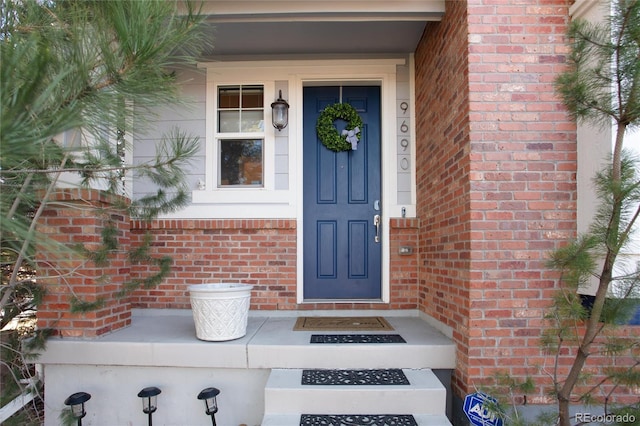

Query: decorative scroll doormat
[[300, 414, 418, 426], [293, 316, 394, 331], [310, 334, 406, 344], [301, 369, 410, 386]]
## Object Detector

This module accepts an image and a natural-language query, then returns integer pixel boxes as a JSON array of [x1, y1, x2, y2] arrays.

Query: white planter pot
[[188, 283, 253, 341]]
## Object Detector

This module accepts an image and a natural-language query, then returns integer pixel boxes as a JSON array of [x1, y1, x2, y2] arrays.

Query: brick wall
[[415, 0, 582, 402], [36, 202, 419, 338], [415, 0, 473, 398], [129, 219, 418, 311], [36, 189, 131, 337], [128, 219, 298, 310], [414, 0, 640, 408], [466, 0, 578, 403]]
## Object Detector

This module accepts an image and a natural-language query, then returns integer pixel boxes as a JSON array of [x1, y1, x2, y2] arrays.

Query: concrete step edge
[[264, 368, 447, 415]]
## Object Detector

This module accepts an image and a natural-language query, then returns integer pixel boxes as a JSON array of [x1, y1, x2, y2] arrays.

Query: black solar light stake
[[137, 386, 161, 426], [197, 387, 220, 426], [64, 392, 91, 426]]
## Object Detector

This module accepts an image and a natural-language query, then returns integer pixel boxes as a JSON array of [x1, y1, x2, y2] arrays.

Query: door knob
[[373, 214, 381, 243]]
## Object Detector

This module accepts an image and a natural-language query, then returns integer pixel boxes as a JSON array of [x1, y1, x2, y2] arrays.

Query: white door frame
[[290, 59, 402, 304]]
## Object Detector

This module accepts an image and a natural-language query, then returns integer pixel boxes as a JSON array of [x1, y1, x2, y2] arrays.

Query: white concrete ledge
[[37, 315, 267, 368], [37, 311, 456, 370]]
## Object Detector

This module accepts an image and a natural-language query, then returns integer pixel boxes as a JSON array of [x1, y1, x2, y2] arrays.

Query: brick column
[[415, 0, 577, 402], [36, 189, 131, 338], [464, 0, 575, 402], [415, 0, 474, 399]]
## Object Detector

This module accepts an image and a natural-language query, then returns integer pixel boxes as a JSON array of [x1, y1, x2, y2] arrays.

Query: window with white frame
[[216, 85, 265, 187]]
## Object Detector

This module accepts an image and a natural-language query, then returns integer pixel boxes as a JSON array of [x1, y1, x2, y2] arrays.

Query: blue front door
[[303, 86, 382, 299]]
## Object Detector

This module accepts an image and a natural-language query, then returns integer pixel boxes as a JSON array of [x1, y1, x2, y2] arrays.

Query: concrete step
[[261, 413, 452, 425], [248, 317, 456, 370], [264, 368, 446, 415]]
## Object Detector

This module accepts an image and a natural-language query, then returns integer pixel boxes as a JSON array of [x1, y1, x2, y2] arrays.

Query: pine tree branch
[[1, 161, 163, 176], [1, 172, 34, 246]]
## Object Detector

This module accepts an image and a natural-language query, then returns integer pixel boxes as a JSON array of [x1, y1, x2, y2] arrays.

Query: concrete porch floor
[[38, 309, 456, 370]]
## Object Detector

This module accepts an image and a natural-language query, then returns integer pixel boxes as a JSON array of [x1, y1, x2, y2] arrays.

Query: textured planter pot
[[188, 283, 253, 341]]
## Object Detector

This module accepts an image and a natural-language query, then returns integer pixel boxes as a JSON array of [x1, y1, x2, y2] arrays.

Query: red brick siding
[[36, 189, 131, 337], [466, 0, 578, 403], [36, 203, 419, 337], [415, 0, 473, 398], [128, 218, 418, 311], [128, 219, 298, 310], [415, 0, 583, 401]]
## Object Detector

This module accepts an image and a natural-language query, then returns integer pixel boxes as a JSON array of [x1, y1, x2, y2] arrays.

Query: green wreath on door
[[316, 103, 363, 152]]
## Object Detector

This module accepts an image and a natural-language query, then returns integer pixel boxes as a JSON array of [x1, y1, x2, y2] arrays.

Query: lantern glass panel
[[272, 104, 288, 129], [70, 403, 85, 418], [142, 396, 157, 414]]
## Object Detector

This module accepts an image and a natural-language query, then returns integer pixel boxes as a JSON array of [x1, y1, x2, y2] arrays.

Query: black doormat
[[300, 414, 418, 426], [310, 334, 406, 344], [301, 369, 410, 386]]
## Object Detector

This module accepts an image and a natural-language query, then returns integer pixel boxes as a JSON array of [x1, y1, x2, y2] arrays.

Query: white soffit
[[196, 1, 445, 22], [184, 1, 445, 56]]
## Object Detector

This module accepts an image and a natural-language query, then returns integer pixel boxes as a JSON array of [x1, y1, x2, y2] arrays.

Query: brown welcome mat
[[293, 316, 394, 331]]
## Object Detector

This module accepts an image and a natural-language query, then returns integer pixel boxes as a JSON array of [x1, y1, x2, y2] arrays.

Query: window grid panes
[[218, 85, 264, 133], [216, 85, 265, 187]]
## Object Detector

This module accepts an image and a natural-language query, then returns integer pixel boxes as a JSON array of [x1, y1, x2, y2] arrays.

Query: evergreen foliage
[[550, 0, 640, 422], [0, 1, 209, 423]]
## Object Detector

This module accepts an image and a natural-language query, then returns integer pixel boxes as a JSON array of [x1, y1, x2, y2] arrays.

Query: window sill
[[192, 189, 292, 205]]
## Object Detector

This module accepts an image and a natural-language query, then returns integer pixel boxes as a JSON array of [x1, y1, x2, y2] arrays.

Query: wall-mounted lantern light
[[64, 392, 91, 426], [137, 386, 161, 426], [271, 90, 289, 131], [197, 387, 220, 426]]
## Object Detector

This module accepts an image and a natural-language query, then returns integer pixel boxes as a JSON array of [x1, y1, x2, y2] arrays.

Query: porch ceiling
[[192, 1, 445, 58]]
